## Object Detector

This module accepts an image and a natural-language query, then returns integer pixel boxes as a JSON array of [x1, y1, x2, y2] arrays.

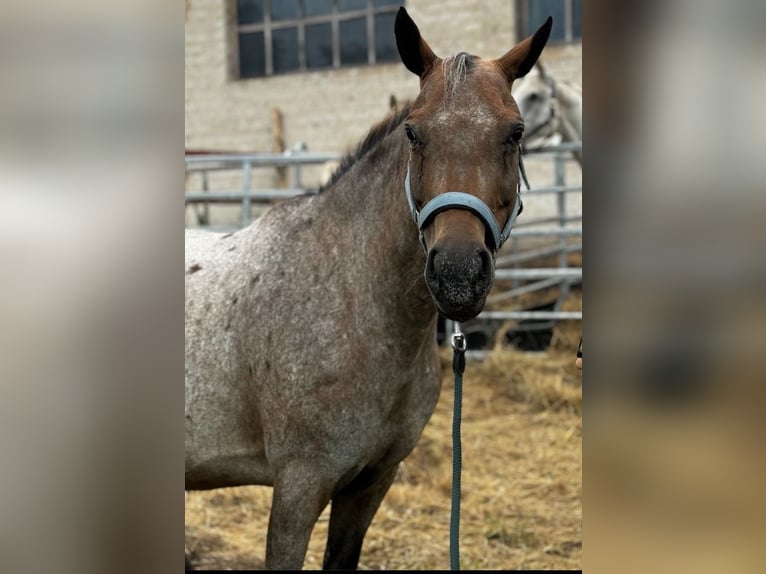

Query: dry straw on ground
[[186, 292, 582, 570]]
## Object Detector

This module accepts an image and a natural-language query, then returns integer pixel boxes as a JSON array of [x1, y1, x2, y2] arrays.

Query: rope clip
[[451, 329, 466, 352]]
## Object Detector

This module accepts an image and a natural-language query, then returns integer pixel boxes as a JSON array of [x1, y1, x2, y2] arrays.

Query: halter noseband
[[404, 153, 529, 254]]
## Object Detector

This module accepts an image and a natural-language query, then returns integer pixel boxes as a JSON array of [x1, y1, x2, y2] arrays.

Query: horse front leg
[[322, 464, 399, 570], [266, 463, 333, 570]]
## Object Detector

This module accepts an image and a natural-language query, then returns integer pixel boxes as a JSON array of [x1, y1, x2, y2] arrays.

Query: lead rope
[[448, 154, 527, 570], [450, 322, 466, 570]]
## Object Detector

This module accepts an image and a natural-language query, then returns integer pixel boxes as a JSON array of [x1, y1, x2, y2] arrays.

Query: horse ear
[[395, 7, 438, 78], [536, 60, 551, 80], [496, 16, 553, 83]]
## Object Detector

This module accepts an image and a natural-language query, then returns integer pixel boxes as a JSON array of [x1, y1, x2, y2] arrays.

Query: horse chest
[[361, 358, 441, 453]]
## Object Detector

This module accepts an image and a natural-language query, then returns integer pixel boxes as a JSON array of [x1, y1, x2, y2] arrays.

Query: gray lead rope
[[405, 154, 529, 570]]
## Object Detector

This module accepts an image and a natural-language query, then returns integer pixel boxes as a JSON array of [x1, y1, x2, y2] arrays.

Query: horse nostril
[[476, 248, 492, 279], [426, 247, 439, 278]]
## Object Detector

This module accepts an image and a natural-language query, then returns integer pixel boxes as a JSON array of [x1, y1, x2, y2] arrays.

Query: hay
[[186, 298, 582, 570], [480, 242, 582, 355]]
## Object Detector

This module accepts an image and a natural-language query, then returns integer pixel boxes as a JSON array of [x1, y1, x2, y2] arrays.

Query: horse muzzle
[[403, 159, 525, 321], [425, 244, 494, 322]]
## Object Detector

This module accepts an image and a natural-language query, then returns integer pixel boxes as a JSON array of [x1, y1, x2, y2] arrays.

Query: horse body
[[185, 127, 441, 567], [185, 7, 552, 570]]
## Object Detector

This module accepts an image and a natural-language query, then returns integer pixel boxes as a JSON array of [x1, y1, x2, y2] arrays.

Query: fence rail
[[185, 189, 312, 202], [185, 151, 341, 169]]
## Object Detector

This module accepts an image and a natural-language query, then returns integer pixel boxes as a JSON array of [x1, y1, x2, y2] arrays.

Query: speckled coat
[[185, 110, 441, 569]]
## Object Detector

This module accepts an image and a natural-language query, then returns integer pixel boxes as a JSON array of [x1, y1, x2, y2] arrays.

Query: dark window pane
[[572, 0, 582, 39], [239, 31, 266, 77], [305, 0, 333, 17], [237, 0, 264, 25], [306, 23, 333, 69], [339, 0, 367, 12], [528, 0, 565, 42], [374, 0, 401, 7], [340, 17, 368, 65], [272, 0, 299, 21], [374, 12, 397, 62], [272, 27, 299, 73]]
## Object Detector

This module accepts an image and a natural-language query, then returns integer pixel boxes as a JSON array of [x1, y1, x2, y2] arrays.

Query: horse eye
[[507, 125, 524, 144], [404, 125, 418, 144], [528, 93, 540, 102]]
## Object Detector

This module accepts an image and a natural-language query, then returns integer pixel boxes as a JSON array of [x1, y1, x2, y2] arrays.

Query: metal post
[[294, 163, 302, 189], [444, 319, 455, 348], [510, 235, 520, 290], [554, 153, 571, 309], [242, 160, 252, 228], [201, 170, 210, 225]]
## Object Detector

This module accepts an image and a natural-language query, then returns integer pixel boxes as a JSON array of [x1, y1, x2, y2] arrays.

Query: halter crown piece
[[404, 152, 529, 254]]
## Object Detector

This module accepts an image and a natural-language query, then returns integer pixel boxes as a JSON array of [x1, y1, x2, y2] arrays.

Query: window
[[236, 0, 402, 78], [516, 0, 581, 43]]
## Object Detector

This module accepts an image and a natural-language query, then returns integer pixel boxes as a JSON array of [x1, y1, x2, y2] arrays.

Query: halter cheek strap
[[404, 154, 528, 254]]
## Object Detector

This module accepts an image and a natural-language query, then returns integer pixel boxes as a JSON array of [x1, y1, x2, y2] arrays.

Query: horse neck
[[322, 136, 436, 329], [553, 82, 582, 138]]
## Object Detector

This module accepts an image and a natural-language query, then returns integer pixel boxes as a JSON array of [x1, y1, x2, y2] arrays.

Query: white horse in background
[[513, 61, 582, 166]]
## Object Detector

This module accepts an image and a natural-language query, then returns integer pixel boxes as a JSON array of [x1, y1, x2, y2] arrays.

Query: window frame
[[234, 0, 402, 79], [515, 0, 581, 44]]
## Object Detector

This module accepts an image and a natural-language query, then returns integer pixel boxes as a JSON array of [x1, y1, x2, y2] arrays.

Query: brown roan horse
[[185, 8, 552, 570]]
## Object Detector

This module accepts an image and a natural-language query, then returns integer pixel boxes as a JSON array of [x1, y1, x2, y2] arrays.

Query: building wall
[[185, 0, 581, 225]]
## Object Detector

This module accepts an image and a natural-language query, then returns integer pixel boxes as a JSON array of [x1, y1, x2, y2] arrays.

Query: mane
[[322, 102, 413, 191], [441, 52, 477, 97]]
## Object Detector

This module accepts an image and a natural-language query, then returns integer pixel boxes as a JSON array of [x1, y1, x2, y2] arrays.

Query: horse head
[[512, 61, 560, 148], [395, 8, 552, 321]]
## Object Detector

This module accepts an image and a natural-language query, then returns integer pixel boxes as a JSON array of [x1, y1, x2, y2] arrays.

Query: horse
[[512, 61, 582, 165], [185, 7, 552, 570]]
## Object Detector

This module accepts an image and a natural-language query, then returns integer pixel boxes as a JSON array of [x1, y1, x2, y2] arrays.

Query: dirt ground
[[185, 293, 582, 571]]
